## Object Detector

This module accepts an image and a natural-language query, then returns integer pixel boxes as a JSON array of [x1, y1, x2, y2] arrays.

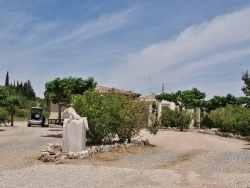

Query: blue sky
[[0, 0, 250, 99]]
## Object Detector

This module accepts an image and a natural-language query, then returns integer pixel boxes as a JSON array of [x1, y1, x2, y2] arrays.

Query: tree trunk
[[58, 103, 62, 125], [179, 105, 183, 131], [11, 112, 14, 126]]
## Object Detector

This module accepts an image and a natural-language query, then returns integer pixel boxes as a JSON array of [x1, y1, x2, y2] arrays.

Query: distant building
[[140, 93, 176, 126], [94, 85, 140, 100], [49, 85, 140, 120]]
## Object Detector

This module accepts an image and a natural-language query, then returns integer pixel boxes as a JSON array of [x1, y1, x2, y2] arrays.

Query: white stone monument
[[62, 107, 89, 153]]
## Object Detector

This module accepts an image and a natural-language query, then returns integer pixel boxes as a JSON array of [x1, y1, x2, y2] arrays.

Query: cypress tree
[[5, 71, 9, 86]]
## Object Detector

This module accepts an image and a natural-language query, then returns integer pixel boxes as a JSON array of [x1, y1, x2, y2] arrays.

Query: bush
[[0, 107, 10, 125], [160, 106, 192, 129], [72, 91, 147, 144], [15, 108, 28, 117], [116, 100, 147, 142], [160, 106, 179, 127], [201, 105, 250, 136]]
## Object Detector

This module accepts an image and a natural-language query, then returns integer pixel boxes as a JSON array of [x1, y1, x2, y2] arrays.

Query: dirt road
[[0, 121, 249, 187]]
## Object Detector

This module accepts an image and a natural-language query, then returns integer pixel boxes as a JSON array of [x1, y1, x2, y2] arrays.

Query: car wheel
[[28, 124, 31, 127]]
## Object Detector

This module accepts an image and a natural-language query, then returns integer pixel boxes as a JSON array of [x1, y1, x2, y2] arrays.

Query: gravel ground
[[0, 121, 250, 187]]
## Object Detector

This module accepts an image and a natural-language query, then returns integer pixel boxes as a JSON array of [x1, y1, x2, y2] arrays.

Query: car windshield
[[31, 108, 42, 114]]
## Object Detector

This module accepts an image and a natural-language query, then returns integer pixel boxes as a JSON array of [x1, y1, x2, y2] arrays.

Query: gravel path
[[0, 122, 250, 187]]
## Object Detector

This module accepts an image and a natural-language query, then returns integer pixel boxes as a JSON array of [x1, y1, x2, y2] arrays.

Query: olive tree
[[44, 77, 96, 124], [0, 86, 21, 126], [4, 96, 21, 126], [156, 88, 206, 131]]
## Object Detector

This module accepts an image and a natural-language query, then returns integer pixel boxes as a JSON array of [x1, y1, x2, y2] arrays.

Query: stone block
[[62, 117, 88, 153]]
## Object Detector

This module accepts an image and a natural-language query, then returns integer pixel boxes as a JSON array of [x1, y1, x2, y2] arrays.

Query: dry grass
[[64, 145, 155, 166], [156, 153, 193, 169]]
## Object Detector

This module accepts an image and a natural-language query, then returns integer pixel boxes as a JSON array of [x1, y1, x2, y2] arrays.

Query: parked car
[[27, 107, 45, 127]]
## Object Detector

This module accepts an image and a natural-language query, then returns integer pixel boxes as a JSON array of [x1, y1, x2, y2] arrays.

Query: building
[[139, 93, 176, 126]]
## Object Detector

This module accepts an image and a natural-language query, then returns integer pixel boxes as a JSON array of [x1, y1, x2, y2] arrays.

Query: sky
[[0, 0, 250, 99]]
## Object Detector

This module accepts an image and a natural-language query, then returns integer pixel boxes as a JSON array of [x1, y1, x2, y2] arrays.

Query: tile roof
[[95, 85, 140, 97]]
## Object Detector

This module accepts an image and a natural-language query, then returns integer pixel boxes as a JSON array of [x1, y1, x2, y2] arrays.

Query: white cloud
[[107, 7, 250, 97], [40, 8, 133, 48]]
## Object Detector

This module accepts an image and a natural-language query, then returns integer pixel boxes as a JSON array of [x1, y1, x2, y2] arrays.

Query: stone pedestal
[[62, 108, 88, 153], [62, 117, 88, 153]]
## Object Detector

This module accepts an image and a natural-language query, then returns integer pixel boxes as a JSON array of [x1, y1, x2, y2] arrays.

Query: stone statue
[[62, 107, 89, 153]]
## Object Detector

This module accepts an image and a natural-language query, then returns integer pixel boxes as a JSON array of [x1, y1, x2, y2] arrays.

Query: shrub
[[202, 105, 250, 136], [0, 107, 10, 125], [15, 108, 28, 117], [72, 91, 147, 144], [160, 106, 192, 129], [160, 106, 179, 127], [116, 100, 147, 142]]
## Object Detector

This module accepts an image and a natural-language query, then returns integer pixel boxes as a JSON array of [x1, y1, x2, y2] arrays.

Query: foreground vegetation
[[201, 105, 250, 136], [72, 90, 147, 144], [1, 70, 250, 140]]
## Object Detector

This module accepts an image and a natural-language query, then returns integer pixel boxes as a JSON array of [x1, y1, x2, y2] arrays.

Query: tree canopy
[[242, 70, 250, 96], [44, 77, 97, 124], [205, 94, 239, 112], [44, 77, 96, 106], [0, 86, 9, 102], [0, 85, 21, 126], [156, 87, 206, 131]]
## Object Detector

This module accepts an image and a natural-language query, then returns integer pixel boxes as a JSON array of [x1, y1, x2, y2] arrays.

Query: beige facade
[[139, 94, 176, 126]]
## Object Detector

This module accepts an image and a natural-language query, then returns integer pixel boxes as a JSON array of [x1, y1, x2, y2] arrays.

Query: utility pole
[[149, 76, 152, 95]]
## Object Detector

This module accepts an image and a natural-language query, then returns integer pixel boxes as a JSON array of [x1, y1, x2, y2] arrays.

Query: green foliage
[[15, 108, 28, 117], [237, 96, 250, 108], [0, 107, 10, 125], [5, 71, 9, 87], [45, 77, 96, 106], [0, 86, 22, 126], [45, 76, 96, 125], [156, 88, 206, 109], [201, 105, 250, 136], [160, 106, 192, 129], [116, 100, 147, 142], [4, 96, 22, 126], [160, 106, 179, 127], [148, 121, 159, 135], [6, 72, 36, 100], [73, 91, 115, 144], [242, 70, 250, 96], [72, 91, 147, 144], [205, 94, 241, 112], [156, 87, 205, 131], [0, 86, 9, 103]]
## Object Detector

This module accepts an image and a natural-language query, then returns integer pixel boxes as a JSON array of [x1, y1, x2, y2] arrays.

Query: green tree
[[205, 94, 239, 112], [5, 71, 9, 87], [4, 96, 21, 126], [156, 88, 206, 131], [44, 77, 96, 124], [242, 70, 250, 96], [0, 86, 21, 126], [237, 96, 250, 108], [0, 107, 10, 125], [0, 85, 9, 101], [23, 80, 36, 100]]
